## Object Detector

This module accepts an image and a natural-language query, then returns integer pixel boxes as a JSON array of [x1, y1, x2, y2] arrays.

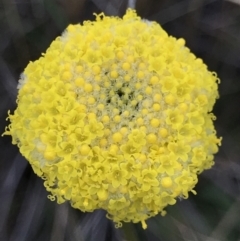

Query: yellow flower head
[[3, 9, 221, 229]]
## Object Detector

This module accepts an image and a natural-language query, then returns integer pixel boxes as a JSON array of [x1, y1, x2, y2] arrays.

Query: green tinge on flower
[[3, 9, 221, 229]]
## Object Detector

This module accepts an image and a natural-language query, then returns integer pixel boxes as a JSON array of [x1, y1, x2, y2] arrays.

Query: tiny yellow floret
[[150, 76, 159, 85], [137, 118, 144, 126], [62, 71, 72, 81], [110, 70, 118, 79], [120, 127, 128, 135], [88, 113, 96, 120], [84, 83, 93, 92], [137, 71, 144, 79], [75, 77, 85, 86], [113, 132, 123, 143], [147, 133, 157, 143], [165, 94, 175, 105], [151, 118, 160, 128], [117, 51, 124, 59], [99, 138, 108, 147], [153, 103, 161, 111], [124, 74, 131, 82], [80, 145, 91, 156], [113, 115, 121, 123], [153, 94, 162, 102], [161, 177, 173, 188], [102, 115, 110, 123], [76, 65, 84, 73], [93, 66, 101, 75], [135, 83, 141, 89], [88, 97, 96, 105], [159, 128, 168, 138], [44, 151, 56, 161], [122, 62, 131, 70], [145, 86, 152, 94]]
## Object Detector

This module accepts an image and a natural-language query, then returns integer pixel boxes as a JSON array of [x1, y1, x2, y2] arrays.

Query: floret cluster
[[4, 9, 221, 229]]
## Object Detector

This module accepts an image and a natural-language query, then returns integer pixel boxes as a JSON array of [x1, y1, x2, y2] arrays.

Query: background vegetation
[[1, 0, 240, 240]]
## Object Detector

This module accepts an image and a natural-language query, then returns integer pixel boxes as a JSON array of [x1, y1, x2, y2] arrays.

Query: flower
[[3, 9, 221, 229]]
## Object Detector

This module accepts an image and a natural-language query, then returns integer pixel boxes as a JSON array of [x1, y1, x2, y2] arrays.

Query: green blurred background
[[0, 0, 240, 241]]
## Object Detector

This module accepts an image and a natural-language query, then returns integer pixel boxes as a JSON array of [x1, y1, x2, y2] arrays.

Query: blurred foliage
[[1, 0, 240, 241]]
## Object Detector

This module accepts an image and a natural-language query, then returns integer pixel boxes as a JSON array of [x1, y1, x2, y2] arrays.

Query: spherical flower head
[[3, 9, 221, 229]]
